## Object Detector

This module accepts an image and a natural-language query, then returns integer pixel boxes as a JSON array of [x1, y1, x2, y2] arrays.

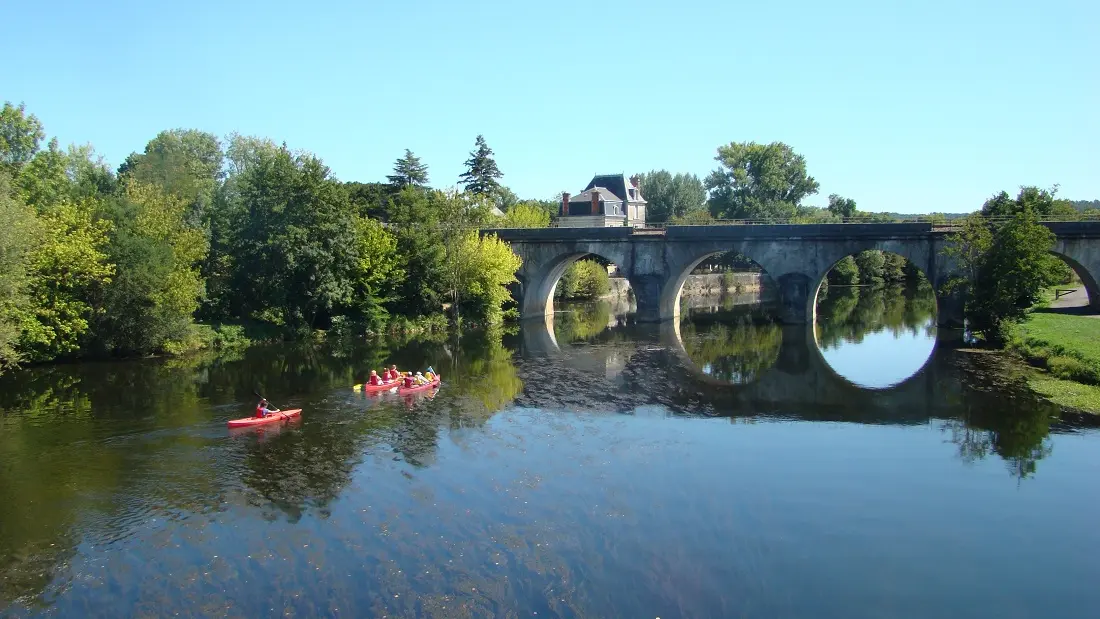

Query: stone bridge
[[484, 223, 1100, 325]]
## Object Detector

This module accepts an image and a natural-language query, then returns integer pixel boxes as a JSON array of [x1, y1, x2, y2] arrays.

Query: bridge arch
[[1048, 250, 1099, 310]]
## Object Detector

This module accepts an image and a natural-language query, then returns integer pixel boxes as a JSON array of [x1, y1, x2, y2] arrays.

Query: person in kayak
[[255, 398, 280, 418], [388, 365, 402, 380], [414, 372, 428, 386], [369, 370, 383, 386], [403, 374, 414, 389]]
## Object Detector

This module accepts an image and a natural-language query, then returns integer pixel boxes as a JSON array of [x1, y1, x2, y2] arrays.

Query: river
[[2, 285, 1099, 618]]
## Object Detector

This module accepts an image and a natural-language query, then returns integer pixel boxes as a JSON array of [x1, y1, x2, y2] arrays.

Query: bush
[[556, 259, 610, 300], [828, 256, 860, 285], [1046, 356, 1099, 384], [721, 271, 736, 293]]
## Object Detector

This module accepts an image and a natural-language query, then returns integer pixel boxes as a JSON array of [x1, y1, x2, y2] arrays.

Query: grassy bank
[[1009, 312, 1100, 413]]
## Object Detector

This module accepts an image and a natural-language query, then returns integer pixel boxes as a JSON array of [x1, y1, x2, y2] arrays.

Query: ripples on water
[[2, 286, 1099, 618]]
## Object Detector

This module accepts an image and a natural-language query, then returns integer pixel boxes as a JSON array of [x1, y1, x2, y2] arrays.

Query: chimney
[[591, 190, 600, 215], [562, 192, 570, 216]]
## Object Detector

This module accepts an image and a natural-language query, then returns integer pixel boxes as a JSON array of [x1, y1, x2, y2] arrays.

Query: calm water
[[2, 286, 1099, 618]]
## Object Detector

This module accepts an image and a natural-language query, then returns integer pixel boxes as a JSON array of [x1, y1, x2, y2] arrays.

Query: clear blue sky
[[2, 0, 1097, 213]]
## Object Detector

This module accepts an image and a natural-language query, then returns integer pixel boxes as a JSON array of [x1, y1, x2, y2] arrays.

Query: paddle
[[252, 390, 291, 421]]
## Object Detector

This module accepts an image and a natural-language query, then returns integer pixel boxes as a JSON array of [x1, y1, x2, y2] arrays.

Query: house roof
[[582, 174, 646, 204], [568, 187, 622, 203]]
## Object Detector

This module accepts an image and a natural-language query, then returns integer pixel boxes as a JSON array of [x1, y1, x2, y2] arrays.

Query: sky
[[2, 0, 1097, 213]]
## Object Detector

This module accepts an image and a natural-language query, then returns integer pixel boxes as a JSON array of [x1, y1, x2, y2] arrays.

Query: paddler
[[388, 365, 402, 380], [403, 374, 415, 389], [414, 372, 428, 386], [369, 370, 383, 386], [255, 398, 280, 418]]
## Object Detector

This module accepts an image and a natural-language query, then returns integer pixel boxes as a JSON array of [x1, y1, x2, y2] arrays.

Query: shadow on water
[[1, 289, 1099, 615]]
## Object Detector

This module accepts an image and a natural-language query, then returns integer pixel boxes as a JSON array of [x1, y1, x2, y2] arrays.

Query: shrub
[[556, 259, 610, 300]]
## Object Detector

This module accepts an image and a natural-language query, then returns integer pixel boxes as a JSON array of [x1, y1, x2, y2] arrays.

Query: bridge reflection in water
[[515, 304, 964, 424]]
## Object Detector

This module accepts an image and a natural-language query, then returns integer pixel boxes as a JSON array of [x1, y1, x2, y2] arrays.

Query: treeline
[[0, 102, 532, 373], [635, 141, 1099, 225], [824, 250, 927, 289]]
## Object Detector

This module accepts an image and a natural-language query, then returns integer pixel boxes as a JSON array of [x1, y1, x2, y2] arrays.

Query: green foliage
[[854, 250, 885, 284], [387, 149, 429, 189], [118, 129, 223, 226], [0, 102, 44, 176], [828, 256, 860, 285], [498, 202, 550, 228], [555, 259, 610, 300], [705, 141, 820, 220], [91, 182, 208, 355], [827, 194, 857, 218], [0, 173, 36, 371], [670, 208, 715, 224], [345, 181, 395, 221], [388, 187, 447, 317], [349, 217, 399, 326], [458, 135, 503, 196], [18, 199, 115, 361], [448, 231, 522, 324], [882, 252, 908, 284], [959, 207, 1060, 342], [637, 170, 706, 223], [227, 145, 358, 329], [679, 318, 783, 384]]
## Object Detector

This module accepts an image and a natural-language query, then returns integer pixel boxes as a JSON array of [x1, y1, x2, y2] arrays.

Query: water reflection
[[814, 284, 938, 388], [1, 307, 1099, 615]]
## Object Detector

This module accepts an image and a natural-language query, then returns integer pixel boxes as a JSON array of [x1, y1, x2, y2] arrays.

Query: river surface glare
[[1, 286, 1098, 618]]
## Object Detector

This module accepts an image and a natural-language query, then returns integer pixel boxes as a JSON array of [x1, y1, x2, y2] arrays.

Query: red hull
[[397, 377, 441, 395], [353, 380, 400, 393], [227, 409, 302, 428]]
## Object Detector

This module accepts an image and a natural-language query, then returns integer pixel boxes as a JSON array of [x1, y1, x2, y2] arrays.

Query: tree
[[450, 231, 522, 324], [946, 208, 1061, 342], [228, 146, 359, 329], [0, 102, 45, 176], [118, 129, 223, 226], [0, 173, 36, 372], [498, 202, 550, 228], [827, 194, 857, 219], [854, 250, 885, 284], [348, 217, 399, 326], [637, 170, 706, 223], [705, 141, 820, 220], [17, 199, 115, 361], [387, 149, 429, 189], [979, 187, 1073, 283], [555, 259, 610, 300], [827, 256, 860, 285], [92, 182, 209, 355], [881, 252, 908, 284], [458, 135, 503, 196], [387, 187, 446, 317]]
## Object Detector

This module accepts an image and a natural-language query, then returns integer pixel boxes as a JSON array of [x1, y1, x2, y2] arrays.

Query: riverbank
[[1010, 312, 1100, 414]]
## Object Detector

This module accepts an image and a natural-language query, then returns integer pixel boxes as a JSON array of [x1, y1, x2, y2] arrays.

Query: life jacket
[[255, 404, 264, 418], [370, 374, 381, 385], [403, 376, 413, 388]]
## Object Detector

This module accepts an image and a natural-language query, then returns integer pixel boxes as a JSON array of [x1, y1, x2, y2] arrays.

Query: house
[[558, 174, 647, 227]]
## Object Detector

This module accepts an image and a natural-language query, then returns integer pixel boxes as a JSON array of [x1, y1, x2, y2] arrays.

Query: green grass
[[1028, 375, 1100, 413], [1008, 312, 1100, 413]]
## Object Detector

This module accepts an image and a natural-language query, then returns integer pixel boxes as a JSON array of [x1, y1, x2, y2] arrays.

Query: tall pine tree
[[387, 149, 429, 189], [458, 135, 502, 196]]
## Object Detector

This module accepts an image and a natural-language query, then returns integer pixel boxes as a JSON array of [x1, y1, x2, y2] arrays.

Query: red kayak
[[353, 380, 400, 393], [227, 409, 302, 428], [397, 376, 441, 395]]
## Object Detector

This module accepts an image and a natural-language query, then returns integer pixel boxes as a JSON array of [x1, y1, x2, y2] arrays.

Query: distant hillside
[[1070, 200, 1100, 212]]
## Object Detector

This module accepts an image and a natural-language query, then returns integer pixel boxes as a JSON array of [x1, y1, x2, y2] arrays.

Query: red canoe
[[397, 376, 441, 395], [227, 409, 302, 428], [353, 380, 400, 393]]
